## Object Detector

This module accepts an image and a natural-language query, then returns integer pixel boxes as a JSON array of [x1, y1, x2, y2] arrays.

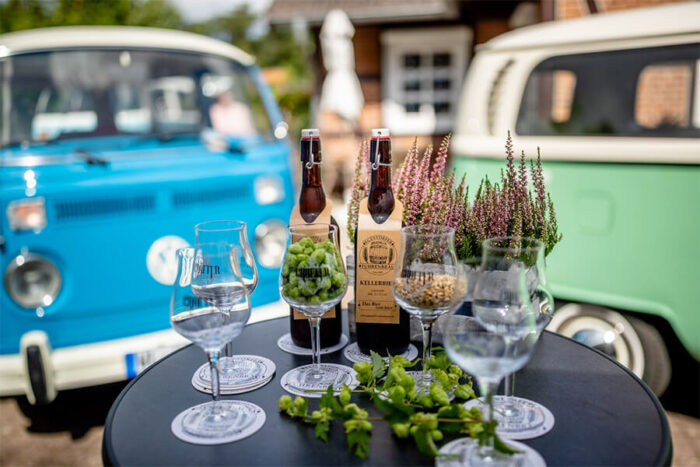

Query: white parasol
[[319, 9, 364, 123]]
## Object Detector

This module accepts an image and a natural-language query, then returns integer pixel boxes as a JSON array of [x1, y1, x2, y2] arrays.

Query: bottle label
[[289, 200, 336, 319], [355, 198, 403, 324]]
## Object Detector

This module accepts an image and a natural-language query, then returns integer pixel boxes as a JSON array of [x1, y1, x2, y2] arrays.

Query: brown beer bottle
[[289, 129, 343, 348], [355, 129, 410, 355]]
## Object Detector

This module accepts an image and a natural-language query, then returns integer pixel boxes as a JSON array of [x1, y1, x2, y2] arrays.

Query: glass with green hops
[[279, 224, 358, 397]]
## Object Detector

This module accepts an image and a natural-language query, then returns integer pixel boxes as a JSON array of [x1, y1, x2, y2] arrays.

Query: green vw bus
[[452, 3, 699, 397]]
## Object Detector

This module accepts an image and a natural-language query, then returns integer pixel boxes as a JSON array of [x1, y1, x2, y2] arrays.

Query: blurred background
[[1, 0, 698, 465]]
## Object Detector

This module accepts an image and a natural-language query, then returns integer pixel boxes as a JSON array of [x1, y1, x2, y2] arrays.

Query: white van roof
[[480, 3, 700, 52], [0, 26, 255, 65]]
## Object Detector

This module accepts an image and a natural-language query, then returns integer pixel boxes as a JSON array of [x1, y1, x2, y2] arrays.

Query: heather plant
[[348, 132, 561, 259]]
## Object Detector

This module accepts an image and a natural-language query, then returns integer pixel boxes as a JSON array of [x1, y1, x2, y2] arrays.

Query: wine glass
[[170, 247, 252, 442], [194, 220, 258, 379], [392, 225, 464, 393], [442, 316, 539, 466], [473, 237, 555, 439], [278, 224, 355, 397]]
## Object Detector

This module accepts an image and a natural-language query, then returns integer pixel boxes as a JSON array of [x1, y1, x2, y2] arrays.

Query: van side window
[[515, 43, 699, 138]]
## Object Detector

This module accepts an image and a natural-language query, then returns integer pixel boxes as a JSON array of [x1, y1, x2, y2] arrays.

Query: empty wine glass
[[473, 237, 555, 440], [170, 247, 252, 442], [194, 220, 258, 379], [392, 225, 464, 393], [442, 316, 539, 466], [278, 224, 356, 397]]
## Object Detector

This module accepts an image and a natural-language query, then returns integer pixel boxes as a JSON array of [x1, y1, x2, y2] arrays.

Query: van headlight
[[7, 197, 47, 231], [254, 176, 285, 205], [4, 253, 61, 308], [254, 220, 286, 268]]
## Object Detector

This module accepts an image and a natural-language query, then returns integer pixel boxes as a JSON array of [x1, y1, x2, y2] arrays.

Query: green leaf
[[494, 433, 520, 455], [413, 428, 439, 457], [320, 385, 345, 418], [314, 421, 330, 443], [369, 350, 386, 379]]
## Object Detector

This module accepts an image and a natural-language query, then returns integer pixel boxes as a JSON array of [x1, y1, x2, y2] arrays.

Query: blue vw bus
[[0, 27, 294, 404]]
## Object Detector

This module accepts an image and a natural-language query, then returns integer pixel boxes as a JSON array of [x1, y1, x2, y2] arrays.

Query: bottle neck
[[369, 138, 392, 191], [300, 138, 323, 188]]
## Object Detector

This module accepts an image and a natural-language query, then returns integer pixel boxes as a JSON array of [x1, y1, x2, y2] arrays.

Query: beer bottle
[[354, 129, 410, 355], [289, 129, 343, 348]]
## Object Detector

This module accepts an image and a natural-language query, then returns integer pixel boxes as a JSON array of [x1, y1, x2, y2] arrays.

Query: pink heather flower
[[431, 134, 451, 185], [347, 139, 369, 242]]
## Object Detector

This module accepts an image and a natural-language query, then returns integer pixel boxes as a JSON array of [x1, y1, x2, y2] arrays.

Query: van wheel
[[627, 316, 671, 397], [547, 303, 671, 396]]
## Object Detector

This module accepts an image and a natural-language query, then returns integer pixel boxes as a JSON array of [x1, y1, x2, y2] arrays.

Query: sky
[[168, 0, 273, 23]]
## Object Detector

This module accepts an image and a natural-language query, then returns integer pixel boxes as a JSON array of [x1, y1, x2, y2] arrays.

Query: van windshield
[[516, 43, 700, 138], [0, 49, 272, 147]]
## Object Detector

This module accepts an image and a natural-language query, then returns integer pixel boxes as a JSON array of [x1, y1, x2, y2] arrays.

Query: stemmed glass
[[279, 224, 355, 396], [442, 263, 540, 465], [473, 237, 555, 439], [392, 225, 464, 393], [194, 220, 258, 378], [170, 247, 253, 442]]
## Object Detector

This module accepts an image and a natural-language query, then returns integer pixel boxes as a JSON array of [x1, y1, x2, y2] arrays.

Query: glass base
[[192, 355, 275, 390], [464, 395, 555, 440], [436, 437, 545, 467], [406, 370, 455, 400], [280, 363, 358, 398], [171, 400, 266, 445]]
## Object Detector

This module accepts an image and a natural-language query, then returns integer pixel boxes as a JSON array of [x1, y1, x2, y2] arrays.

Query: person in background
[[209, 89, 257, 136]]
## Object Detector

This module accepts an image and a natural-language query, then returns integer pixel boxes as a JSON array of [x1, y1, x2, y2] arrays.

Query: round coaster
[[171, 400, 266, 445], [192, 373, 274, 395], [342, 342, 419, 363], [277, 333, 349, 356], [192, 355, 276, 391], [463, 396, 555, 440], [436, 436, 546, 467], [280, 363, 358, 398]]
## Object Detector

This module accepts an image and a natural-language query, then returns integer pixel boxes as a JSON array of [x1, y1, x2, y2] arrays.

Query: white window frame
[[381, 26, 472, 135]]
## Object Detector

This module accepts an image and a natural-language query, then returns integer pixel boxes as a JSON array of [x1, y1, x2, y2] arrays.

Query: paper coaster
[[277, 333, 349, 356], [171, 400, 266, 445], [436, 437, 546, 467], [192, 374, 274, 395], [192, 355, 276, 392], [280, 363, 358, 398], [463, 396, 555, 440], [342, 342, 419, 363]]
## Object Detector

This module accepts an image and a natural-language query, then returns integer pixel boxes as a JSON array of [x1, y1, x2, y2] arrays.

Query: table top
[[103, 315, 672, 466]]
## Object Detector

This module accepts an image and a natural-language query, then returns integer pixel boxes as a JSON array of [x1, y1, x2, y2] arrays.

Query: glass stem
[[208, 351, 220, 402], [308, 316, 322, 376], [421, 321, 434, 384], [479, 380, 498, 451], [224, 340, 234, 359], [504, 372, 513, 398]]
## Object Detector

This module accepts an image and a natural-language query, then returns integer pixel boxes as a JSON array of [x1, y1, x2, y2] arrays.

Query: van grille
[[172, 186, 249, 207], [55, 196, 156, 220]]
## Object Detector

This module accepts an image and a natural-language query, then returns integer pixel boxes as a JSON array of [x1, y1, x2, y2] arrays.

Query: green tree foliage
[[0, 0, 183, 33]]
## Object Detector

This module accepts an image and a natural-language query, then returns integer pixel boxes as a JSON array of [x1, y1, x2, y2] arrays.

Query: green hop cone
[[432, 369, 451, 388], [278, 395, 293, 412], [430, 383, 450, 406], [388, 385, 406, 403], [312, 249, 326, 264], [448, 364, 463, 377], [392, 422, 411, 438], [339, 385, 352, 406], [287, 243, 304, 254], [431, 429, 444, 441], [419, 395, 434, 409], [454, 383, 476, 400]]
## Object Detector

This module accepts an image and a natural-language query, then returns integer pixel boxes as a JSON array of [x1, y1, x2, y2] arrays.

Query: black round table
[[102, 315, 672, 466]]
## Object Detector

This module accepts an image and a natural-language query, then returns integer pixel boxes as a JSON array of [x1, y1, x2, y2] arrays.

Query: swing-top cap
[[301, 128, 320, 138], [371, 128, 390, 138]]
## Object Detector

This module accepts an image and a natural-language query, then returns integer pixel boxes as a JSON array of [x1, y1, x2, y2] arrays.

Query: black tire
[[628, 316, 671, 397]]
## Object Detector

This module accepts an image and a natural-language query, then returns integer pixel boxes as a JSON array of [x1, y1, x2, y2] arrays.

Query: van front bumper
[[0, 299, 289, 404]]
